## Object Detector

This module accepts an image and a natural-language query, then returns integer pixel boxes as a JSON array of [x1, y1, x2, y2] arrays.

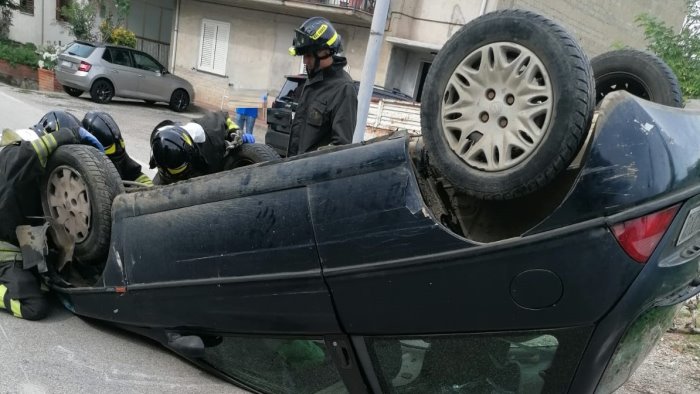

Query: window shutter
[[199, 19, 230, 76]]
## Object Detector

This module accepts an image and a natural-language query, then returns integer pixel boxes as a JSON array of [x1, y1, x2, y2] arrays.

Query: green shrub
[[0, 39, 40, 68], [110, 26, 136, 48]]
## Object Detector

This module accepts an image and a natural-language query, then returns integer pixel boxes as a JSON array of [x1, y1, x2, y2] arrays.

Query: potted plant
[[36, 44, 60, 91]]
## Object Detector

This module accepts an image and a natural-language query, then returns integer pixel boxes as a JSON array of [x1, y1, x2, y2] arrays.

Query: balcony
[[214, 0, 375, 25], [287, 0, 375, 14]]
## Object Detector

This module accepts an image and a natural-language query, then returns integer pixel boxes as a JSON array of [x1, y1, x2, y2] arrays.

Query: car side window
[[132, 52, 162, 73], [200, 335, 349, 393], [110, 48, 133, 68], [102, 49, 112, 63]]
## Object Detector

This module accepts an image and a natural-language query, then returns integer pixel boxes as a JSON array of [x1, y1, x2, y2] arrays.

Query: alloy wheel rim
[[175, 91, 188, 110]]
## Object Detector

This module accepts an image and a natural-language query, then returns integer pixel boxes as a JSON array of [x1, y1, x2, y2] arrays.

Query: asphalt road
[[0, 83, 247, 394], [0, 84, 268, 179]]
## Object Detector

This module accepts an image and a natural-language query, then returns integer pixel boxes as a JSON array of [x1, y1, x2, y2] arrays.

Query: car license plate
[[61, 60, 72, 68], [677, 206, 700, 245]]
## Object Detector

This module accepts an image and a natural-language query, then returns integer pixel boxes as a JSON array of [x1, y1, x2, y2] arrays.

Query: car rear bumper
[[55, 68, 92, 90]]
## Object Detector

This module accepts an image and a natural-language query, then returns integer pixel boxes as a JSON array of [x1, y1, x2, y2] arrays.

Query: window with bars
[[56, 0, 70, 21], [19, 0, 34, 15], [198, 19, 230, 76]]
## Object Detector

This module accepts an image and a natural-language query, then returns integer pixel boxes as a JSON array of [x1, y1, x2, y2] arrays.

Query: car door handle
[[137, 74, 145, 78], [111, 70, 118, 74]]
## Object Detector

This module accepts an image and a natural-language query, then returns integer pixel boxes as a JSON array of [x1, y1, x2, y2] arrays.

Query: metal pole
[[352, 0, 391, 143]]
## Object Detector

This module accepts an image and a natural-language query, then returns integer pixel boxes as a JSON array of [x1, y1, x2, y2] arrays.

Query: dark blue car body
[[54, 92, 700, 393]]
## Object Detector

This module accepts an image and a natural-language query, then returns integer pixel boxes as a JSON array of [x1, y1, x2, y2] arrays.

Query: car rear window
[[64, 42, 95, 58]]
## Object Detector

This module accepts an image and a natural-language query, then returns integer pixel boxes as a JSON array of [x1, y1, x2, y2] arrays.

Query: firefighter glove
[[241, 133, 255, 144]]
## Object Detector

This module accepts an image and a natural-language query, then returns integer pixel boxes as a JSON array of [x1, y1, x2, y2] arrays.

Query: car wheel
[[223, 143, 280, 170], [169, 89, 190, 112], [41, 145, 124, 277], [591, 49, 683, 107], [421, 9, 594, 200], [63, 86, 83, 97], [90, 79, 114, 104]]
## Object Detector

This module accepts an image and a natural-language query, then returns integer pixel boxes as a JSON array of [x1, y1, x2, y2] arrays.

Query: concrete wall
[[497, 0, 687, 56], [386, 0, 486, 47], [377, 0, 686, 98], [10, 1, 75, 47], [172, 0, 370, 109]]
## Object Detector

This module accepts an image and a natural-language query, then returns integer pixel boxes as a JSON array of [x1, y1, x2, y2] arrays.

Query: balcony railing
[[287, 0, 375, 14]]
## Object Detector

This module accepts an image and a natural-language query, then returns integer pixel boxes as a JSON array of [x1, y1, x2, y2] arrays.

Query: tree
[[61, 1, 97, 41], [0, 0, 19, 39], [98, 0, 136, 48], [637, 0, 700, 98]]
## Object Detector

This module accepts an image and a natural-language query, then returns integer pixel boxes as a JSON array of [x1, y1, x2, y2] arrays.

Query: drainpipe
[[41, 0, 45, 45], [479, 0, 489, 15], [352, 0, 391, 143], [169, 0, 181, 73]]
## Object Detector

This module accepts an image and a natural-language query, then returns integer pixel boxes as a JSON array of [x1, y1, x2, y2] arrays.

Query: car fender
[[531, 91, 700, 233]]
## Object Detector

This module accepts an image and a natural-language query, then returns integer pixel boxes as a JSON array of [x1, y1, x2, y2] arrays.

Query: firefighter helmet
[[150, 125, 199, 176], [289, 17, 342, 56], [35, 110, 82, 136], [82, 111, 124, 156]]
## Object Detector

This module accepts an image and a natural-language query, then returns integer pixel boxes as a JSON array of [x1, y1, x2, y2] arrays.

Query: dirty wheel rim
[[96, 82, 112, 101], [441, 42, 553, 172], [47, 166, 91, 243], [596, 73, 651, 102], [173, 91, 188, 111]]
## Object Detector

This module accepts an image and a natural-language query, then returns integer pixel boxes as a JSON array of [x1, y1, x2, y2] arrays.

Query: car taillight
[[611, 205, 680, 264], [78, 61, 91, 72]]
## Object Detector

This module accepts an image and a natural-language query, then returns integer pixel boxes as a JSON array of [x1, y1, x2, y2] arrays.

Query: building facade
[[169, 0, 686, 110], [8, 0, 688, 109], [9, 0, 75, 47]]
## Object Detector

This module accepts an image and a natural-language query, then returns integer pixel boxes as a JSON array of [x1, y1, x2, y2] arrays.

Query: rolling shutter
[[198, 19, 230, 76]]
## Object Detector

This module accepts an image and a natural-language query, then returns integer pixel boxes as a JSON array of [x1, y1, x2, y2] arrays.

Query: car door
[[103, 47, 139, 97], [131, 50, 169, 101]]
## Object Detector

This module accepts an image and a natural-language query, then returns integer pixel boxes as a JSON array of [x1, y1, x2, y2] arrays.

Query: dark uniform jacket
[[112, 150, 147, 182], [0, 143, 45, 245], [287, 56, 358, 156]]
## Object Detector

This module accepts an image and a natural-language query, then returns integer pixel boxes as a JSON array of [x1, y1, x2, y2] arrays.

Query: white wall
[[173, 0, 370, 108], [10, 1, 75, 47]]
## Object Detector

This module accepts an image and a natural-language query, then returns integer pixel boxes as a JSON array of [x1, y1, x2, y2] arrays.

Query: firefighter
[[82, 111, 153, 186], [0, 123, 102, 320], [149, 111, 254, 185], [287, 16, 358, 156]]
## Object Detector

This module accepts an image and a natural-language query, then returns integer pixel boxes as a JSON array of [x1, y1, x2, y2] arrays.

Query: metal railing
[[135, 37, 170, 69], [286, 0, 375, 14]]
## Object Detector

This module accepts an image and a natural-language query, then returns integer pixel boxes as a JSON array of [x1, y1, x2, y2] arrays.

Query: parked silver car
[[55, 41, 195, 112]]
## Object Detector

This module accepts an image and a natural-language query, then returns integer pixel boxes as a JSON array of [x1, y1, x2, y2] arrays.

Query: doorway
[[415, 61, 432, 103]]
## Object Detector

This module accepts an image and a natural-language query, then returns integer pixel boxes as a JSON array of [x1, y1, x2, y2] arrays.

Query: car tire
[[591, 49, 683, 107], [41, 145, 124, 270], [90, 79, 114, 104], [169, 89, 190, 112], [223, 143, 280, 170], [421, 9, 594, 200], [63, 86, 83, 97]]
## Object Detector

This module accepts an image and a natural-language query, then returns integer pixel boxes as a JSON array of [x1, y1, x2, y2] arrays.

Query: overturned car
[[31, 9, 699, 394]]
